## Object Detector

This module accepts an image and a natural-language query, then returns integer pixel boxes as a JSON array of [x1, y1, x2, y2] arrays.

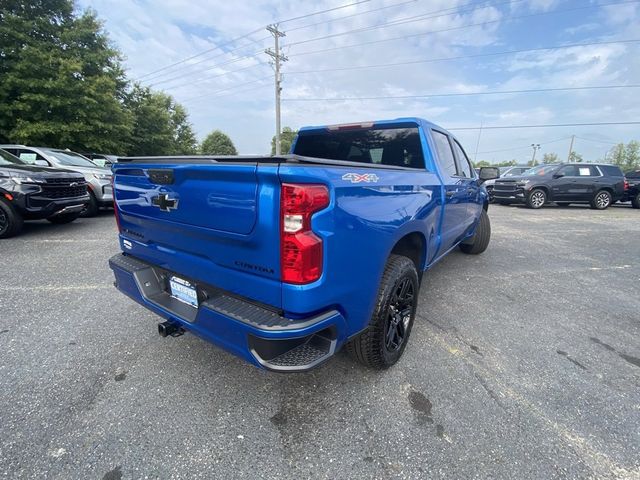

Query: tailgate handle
[[147, 169, 175, 185]]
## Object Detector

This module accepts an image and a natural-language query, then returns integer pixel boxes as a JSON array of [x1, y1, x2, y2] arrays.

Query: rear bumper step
[[109, 253, 345, 371]]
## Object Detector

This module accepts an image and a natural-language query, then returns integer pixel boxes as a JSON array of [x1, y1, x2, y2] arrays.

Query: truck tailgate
[[112, 159, 282, 308]]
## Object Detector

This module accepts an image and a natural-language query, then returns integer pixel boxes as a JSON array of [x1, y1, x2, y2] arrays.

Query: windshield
[[43, 149, 99, 168], [523, 164, 558, 176], [0, 149, 26, 166]]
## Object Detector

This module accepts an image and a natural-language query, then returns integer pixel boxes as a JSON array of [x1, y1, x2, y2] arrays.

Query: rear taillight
[[280, 183, 329, 284], [624, 179, 629, 191]]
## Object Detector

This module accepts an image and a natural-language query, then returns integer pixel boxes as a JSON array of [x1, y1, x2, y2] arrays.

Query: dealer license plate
[[169, 276, 198, 308]]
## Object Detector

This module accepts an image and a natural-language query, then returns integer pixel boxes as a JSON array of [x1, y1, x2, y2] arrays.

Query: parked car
[[492, 163, 625, 209], [0, 149, 89, 238], [484, 165, 531, 202], [83, 153, 118, 168], [109, 117, 499, 372], [0, 145, 112, 216], [623, 169, 640, 208]]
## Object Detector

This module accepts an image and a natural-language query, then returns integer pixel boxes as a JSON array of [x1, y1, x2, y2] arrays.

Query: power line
[[284, 39, 640, 75], [148, 59, 269, 90], [285, 0, 419, 34], [449, 122, 640, 131], [477, 137, 571, 154], [178, 76, 272, 103], [278, 0, 371, 25], [288, 0, 640, 57], [135, 1, 372, 83], [141, 0, 496, 87], [134, 29, 266, 81], [281, 84, 640, 102], [286, 0, 523, 48], [574, 136, 621, 145]]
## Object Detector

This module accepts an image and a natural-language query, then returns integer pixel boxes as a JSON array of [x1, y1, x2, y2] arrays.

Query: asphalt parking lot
[[1, 204, 639, 480]]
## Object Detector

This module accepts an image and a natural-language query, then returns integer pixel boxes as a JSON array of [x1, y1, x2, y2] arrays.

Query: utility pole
[[531, 143, 541, 165], [266, 24, 288, 155], [567, 134, 575, 162]]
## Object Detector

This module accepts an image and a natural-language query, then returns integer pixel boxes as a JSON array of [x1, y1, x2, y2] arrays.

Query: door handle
[[446, 190, 455, 198]]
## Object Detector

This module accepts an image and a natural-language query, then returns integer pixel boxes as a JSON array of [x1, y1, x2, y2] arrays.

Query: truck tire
[[47, 212, 81, 224], [0, 199, 24, 239], [527, 188, 546, 209], [590, 190, 612, 210], [346, 255, 418, 370], [81, 190, 98, 217], [459, 209, 491, 254], [632, 192, 640, 209]]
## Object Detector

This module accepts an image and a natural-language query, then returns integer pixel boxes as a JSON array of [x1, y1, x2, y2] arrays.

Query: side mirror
[[478, 167, 500, 183], [553, 172, 564, 179], [34, 159, 49, 166]]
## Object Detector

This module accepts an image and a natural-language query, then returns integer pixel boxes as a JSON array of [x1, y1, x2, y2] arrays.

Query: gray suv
[[0, 145, 112, 216]]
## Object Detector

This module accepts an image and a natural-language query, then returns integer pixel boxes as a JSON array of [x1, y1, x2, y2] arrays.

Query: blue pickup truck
[[109, 118, 498, 372]]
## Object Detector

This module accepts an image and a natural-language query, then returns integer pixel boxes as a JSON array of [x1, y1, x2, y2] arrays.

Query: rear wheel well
[[390, 232, 425, 275]]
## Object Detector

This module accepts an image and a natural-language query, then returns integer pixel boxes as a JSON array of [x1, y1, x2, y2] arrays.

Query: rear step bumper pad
[[109, 253, 346, 371]]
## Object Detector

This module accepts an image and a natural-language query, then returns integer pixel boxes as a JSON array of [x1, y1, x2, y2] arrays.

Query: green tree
[[473, 160, 491, 168], [542, 152, 559, 163], [607, 141, 640, 171], [126, 85, 197, 156], [271, 127, 298, 155], [569, 151, 583, 163], [200, 130, 238, 155], [0, 1, 132, 153]]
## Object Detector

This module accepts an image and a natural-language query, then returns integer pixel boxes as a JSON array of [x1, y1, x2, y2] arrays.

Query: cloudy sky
[[76, 0, 640, 162]]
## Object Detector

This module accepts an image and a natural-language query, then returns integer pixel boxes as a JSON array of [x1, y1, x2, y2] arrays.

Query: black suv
[[0, 149, 90, 238], [623, 169, 640, 208], [493, 163, 625, 209]]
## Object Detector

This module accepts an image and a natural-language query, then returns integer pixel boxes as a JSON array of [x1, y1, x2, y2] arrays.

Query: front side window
[[0, 149, 25, 165], [293, 126, 425, 169], [431, 130, 457, 177]]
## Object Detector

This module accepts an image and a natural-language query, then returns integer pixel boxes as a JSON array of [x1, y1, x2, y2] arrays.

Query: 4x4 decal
[[342, 173, 379, 183]]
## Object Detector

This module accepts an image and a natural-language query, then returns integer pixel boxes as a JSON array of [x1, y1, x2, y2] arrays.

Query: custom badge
[[342, 173, 379, 183]]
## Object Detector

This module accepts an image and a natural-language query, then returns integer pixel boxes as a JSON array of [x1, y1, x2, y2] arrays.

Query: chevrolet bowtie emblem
[[151, 193, 178, 212]]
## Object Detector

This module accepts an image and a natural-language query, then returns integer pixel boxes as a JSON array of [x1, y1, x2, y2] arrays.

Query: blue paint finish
[[110, 117, 488, 370]]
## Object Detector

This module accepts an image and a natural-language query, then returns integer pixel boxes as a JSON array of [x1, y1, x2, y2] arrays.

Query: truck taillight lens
[[624, 179, 629, 191], [280, 183, 329, 284]]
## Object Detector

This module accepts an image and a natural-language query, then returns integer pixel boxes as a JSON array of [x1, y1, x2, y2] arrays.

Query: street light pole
[[531, 143, 541, 165]]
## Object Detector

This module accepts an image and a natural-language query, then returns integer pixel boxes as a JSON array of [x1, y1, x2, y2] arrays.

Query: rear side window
[[431, 131, 457, 177], [293, 127, 425, 169], [599, 165, 623, 177]]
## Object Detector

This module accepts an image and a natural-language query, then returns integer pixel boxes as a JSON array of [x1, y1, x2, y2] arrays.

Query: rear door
[[430, 130, 471, 252]]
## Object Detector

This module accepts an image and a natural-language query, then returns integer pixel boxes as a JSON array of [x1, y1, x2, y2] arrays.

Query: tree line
[[473, 141, 640, 172]]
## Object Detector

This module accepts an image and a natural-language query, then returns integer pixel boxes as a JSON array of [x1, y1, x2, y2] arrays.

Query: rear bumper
[[109, 253, 347, 372]]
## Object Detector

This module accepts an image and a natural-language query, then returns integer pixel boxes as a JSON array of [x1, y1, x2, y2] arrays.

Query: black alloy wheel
[[384, 278, 415, 353]]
